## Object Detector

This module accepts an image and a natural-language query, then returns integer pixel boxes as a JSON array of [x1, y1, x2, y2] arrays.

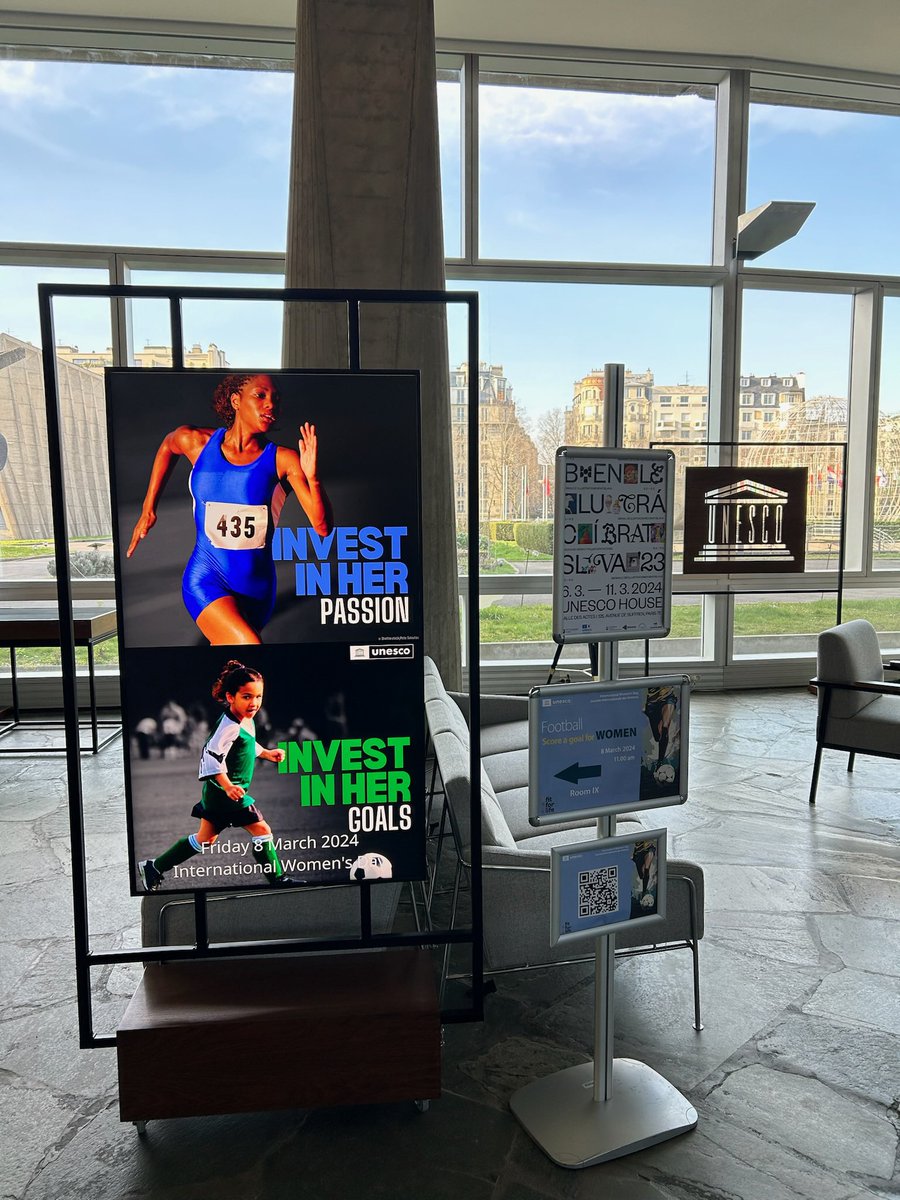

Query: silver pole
[[593, 811, 616, 1102]]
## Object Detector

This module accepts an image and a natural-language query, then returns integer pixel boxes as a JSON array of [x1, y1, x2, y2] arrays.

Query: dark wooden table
[[0, 602, 121, 753]]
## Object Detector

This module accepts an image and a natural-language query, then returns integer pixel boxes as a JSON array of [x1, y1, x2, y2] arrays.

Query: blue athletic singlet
[[182, 429, 286, 628]]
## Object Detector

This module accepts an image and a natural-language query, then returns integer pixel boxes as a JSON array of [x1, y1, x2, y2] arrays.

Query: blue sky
[[2, 60, 899, 417]]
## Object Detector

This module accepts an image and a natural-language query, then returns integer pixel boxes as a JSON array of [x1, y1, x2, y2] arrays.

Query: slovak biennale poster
[[106, 368, 424, 895], [552, 447, 675, 643]]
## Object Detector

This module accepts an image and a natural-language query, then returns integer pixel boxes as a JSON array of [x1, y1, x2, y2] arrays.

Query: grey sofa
[[809, 617, 900, 804], [425, 657, 704, 1025]]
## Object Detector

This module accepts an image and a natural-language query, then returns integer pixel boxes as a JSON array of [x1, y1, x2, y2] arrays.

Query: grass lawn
[[491, 540, 552, 563], [0, 540, 56, 561], [6, 640, 120, 672], [0, 539, 110, 562], [480, 597, 900, 643]]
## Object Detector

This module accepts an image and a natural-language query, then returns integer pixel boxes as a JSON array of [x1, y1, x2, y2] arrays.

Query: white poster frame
[[552, 447, 675, 644]]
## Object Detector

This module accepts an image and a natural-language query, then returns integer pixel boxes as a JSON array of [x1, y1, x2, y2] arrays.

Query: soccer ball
[[349, 853, 393, 881], [640, 893, 656, 908], [653, 763, 675, 785]]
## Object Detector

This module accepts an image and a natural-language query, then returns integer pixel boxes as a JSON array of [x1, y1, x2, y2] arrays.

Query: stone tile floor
[[1, 688, 898, 1199]]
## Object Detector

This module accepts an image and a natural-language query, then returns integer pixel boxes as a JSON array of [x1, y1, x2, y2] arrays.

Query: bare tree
[[534, 407, 567, 468], [480, 404, 539, 522]]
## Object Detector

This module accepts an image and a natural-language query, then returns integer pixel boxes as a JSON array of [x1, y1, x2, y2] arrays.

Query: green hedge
[[514, 521, 553, 556], [483, 520, 516, 542]]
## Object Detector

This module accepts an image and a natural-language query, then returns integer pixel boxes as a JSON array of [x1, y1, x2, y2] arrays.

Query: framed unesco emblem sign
[[682, 467, 808, 574]]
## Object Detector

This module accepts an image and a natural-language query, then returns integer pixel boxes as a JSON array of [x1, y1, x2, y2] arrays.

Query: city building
[[56, 342, 230, 372], [451, 361, 539, 525], [0, 332, 109, 539]]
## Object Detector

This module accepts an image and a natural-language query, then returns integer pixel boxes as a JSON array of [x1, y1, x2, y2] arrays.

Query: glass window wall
[[1, 40, 898, 688], [0, 265, 112, 588], [747, 98, 900, 276], [874, 296, 900, 570], [478, 71, 716, 264], [739, 287, 852, 572], [0, 59, 292, 251]]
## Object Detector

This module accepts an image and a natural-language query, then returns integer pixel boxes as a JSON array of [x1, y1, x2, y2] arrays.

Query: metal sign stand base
[[510, 1057, 697, 1169], [511, 760, 697, 1168]]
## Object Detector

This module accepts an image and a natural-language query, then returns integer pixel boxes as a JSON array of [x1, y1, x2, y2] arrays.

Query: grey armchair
[[809, 618, 900, 804]]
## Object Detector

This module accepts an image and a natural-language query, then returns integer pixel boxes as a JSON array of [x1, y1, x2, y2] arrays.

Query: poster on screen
[[104, 368, 426, 895]]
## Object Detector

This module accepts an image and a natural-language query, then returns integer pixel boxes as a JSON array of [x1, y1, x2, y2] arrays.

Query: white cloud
[[750, 103, 860, 137], [0, 61, 67, 107], [479, 85, 712, 160], [132, 66, 293, 133]]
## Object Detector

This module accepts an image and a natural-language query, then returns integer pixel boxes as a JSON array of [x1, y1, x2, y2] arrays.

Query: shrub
[[47, 551, 115, 579], [514, 521, 554, 556]]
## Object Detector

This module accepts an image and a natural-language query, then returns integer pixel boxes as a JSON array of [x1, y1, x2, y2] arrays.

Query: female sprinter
[[126, 373, 332, 644], [139, 659, 292, 891]]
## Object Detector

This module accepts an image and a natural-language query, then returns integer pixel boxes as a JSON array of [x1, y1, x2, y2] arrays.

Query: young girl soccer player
[[139, 660, 292, 892]]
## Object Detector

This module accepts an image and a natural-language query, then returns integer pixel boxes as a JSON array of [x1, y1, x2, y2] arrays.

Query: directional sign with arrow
[[554, 762, 604, 786], [528, 676, 689, 826]]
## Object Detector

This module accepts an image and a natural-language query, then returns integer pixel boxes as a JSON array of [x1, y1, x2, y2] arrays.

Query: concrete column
[[284, 0, 461, 686]]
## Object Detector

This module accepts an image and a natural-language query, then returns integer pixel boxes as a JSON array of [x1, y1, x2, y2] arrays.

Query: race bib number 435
[[204, 502, 268, 550]]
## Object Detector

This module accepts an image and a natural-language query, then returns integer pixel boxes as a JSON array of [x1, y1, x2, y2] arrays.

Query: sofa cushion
[[481, 719, 530, 758], [425, 688, 470, 742], [431, 725, 516, 851], [824, 692, 900, 754], [491, 817, 645, 857], [482, 745, 529, 796]]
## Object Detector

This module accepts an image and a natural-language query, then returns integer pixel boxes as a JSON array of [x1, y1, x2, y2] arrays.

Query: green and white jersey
[[198, 710, 263, 795]]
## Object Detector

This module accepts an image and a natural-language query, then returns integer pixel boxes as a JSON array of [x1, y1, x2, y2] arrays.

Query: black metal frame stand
[[38, 281, 485, 1047]]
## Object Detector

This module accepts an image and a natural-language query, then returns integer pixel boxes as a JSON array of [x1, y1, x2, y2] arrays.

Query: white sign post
[[511, 678, 697, 1168]]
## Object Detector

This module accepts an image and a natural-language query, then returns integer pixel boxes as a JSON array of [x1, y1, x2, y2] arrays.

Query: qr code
[[578, 866, 618, 917]]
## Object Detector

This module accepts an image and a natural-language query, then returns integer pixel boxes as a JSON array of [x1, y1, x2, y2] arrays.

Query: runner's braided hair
[[211, 375, 280, 428]]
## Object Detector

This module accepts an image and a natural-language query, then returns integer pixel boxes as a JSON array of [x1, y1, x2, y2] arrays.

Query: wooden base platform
[[117, 949, 441, 1122]]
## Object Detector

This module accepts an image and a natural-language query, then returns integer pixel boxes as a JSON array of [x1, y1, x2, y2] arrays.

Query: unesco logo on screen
[[683, 467, 808, 575], [350, 643, 415, 661]]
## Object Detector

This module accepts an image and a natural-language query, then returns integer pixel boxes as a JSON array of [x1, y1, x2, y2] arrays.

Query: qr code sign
[[578, 866, 619, 917]]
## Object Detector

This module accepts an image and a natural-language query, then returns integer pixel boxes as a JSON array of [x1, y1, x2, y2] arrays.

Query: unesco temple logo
[[682, 467, 808, 574]]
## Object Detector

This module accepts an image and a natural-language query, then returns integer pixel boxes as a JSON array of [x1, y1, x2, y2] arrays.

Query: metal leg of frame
[[685, 876, 703, 1031], [0, 638, 121, 754], [439, 861, 464, 1007], [407, 879, 432, 934], [809, 744, 824, 805], [425, 749, 438, 830], [847, 751, 856, 772], [418, 881, 433, 932], [428, 795, 450, 912], [87, 640, 99, 754], [10, 647, 20, 722]]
